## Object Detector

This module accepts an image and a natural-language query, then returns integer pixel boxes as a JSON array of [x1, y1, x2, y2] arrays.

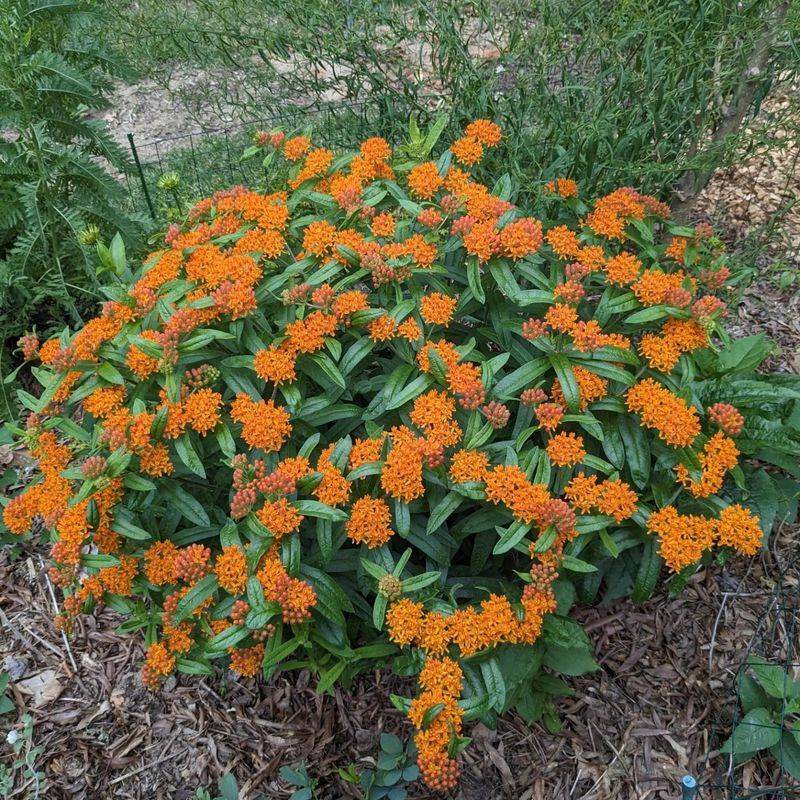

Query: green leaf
[[173, 575, 218, 624], [747, 656, 800, 700], [548, 354, 580, 412], [542, 646, 599, 676], [493, 520, 532, 555], [294, 500, 347, 522], [163, 483, 211, 526], [174, 433, 205, 478], [467, 256, 485, 303], [631, 537, 662, 602], [480, 658, 506, 712], [426, 491, 462, 535], [720, 708, 780, 755], [618, 415, 650, 489], [492, 359, 549, 399], [401, 571, 441, 593]]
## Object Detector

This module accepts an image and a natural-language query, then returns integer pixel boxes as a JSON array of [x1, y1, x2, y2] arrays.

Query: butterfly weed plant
[[2, 118, 800, 792]]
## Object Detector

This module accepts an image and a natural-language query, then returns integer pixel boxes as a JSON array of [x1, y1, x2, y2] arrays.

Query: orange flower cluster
[[230, 394, 292, 452], [626, 379, 700, 447], [565, 474, 639, 521], [675, 431, 739, 497], [639, 318, 708, 372], [345, 496, 393, 548], [647, 503, 762, 572]]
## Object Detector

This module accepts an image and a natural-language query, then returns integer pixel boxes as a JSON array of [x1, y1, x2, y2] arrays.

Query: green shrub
[[0, 0, 146, 417], [2, 118, 799, 792]]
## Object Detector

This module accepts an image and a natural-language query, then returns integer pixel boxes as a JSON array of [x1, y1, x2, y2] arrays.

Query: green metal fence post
[[681, 775, 698, 799], [127, 132, 156, 220]]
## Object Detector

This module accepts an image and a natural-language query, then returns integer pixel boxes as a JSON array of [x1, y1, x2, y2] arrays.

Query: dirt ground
[[2, 525, 798, 800]]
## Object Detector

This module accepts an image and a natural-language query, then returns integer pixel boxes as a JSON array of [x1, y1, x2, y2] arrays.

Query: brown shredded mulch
[[1, 522, 797, 800]]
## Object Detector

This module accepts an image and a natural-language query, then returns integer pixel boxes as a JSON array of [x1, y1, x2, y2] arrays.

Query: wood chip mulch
[[1, 522, 798, 800]]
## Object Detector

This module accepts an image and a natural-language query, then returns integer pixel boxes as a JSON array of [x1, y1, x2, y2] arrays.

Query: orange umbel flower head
[[345, 496, 394, 548], [451, 135, 484, 166], [545, 178, 578, 198], [500, 217, 543, 260], [142, 641, 176, 688], [420, 292, 457, 326], [230, 394, 292, 452], [546, 225, 580, 259], [464, 119, 502, 146], [215, 545, 248, 595], [546, 431, 586, 467], [175, 544, 211, 584], [408, 162, 444, 200], [254, 346, 297, 386], [647, 506, 715, 572], [386, 598, 425, 646], [184, 388, 222, 436], [144, 540, 178, 586], [626, 379, 700, 448], [715, 504, 762, 556], [449, 449, 489, 484]]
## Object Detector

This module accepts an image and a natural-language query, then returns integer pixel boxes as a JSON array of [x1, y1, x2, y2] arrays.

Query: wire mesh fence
[[122, 96, 445, 218]]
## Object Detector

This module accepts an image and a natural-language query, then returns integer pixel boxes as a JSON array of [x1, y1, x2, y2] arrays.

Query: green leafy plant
[[0, 673, 45, 799], [0, 0, 146, 419], [721, 655, 800, 779], [194, 771, 256, 800], [2, 117, 799, 793], [279, 764, 318, 800]]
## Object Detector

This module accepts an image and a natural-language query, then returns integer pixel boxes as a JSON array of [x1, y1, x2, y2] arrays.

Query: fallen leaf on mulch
[[16, 669, 63, 708]]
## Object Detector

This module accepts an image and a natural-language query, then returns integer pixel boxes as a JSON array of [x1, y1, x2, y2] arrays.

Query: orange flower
[[346, 496, 393, 548], [647, 506, 715, 572], [564, 473, 600, 512], [449, 449, 489, 483], [144, 540, 178, 585], [257, 498, 304, 539], [184, 388, 222, 436], [451, 136, 484, 166], [544, 303, 578, 334], [675, 431, 739, 497], [381, 427, 425, 502], [546, 432, 586, 467], [254, 346, 297, 385], [349, 436, 386, 469], [371, 212, 396, 238], [230, 394, 292, 452], [596, 479, 638, 522], [546, 225, 580, 259], [715, 504, 762, 555], [463, 220, 499, 262], [464, 119, 502, 146], [499, 217, 543, 260], [386, 598, 425, 646], [229, 643, 265, 677], [420, 292, 457, 326], [303, 220, 337, 257], [215, 545, 248, 595], [626, 379, 700, 448], [408, 162, 443, 200], [604, 252, 642, 286], [368, 314, 398, 342], [282, 135, 311, 161], [545, 178, 578, 198]]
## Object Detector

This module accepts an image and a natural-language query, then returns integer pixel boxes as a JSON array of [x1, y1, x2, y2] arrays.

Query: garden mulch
[[2, 522, 797, 800]]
